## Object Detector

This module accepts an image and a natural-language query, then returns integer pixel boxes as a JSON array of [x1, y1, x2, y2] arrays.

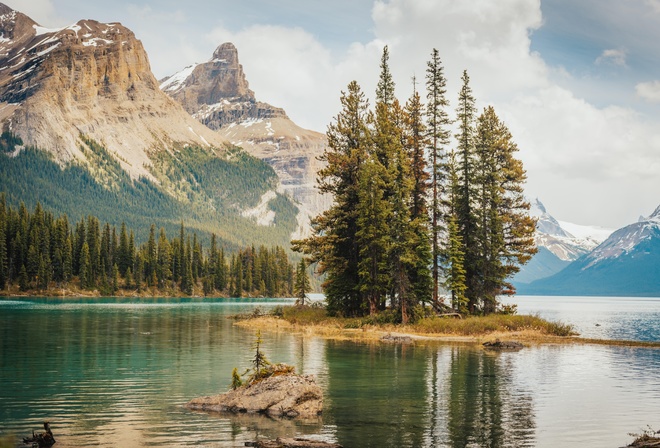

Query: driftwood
[[246, 438, 343, 448], [22, 422, 55, 447]]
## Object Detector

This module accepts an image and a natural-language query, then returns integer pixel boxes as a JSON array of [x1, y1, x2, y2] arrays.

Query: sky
[[6, 0, 660, 230]]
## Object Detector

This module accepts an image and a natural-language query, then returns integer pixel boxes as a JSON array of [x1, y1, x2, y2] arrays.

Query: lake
[[1, 296, 659, 447]]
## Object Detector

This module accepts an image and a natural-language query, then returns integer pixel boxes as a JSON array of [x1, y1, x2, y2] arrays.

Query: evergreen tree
[[294, 258, 311, 305], [79, 242, 91, 289], [293, 80, 370, 316], [111, 263, 119, 294], [118, 222, 130, 276], [472, 106, 537, 312], [425, 48, 452, 306], [18, 264, 28, 291], [157, 228, 172, 289], [454, 70, 479, 312], [0, 220, 6, 289], [356, 159, 390, 315]]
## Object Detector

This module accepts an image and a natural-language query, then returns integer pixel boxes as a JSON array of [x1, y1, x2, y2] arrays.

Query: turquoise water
[[1, 297, 659, 447]]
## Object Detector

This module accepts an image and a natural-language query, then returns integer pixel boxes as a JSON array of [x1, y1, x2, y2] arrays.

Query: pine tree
[[294, 258, 311, 305], [454, 70, 479, 313], [472, 106, 537, 312], [425, 48, 452, 306], [111, 263, 119, 294], [118, 222, 130, 276], [403, 85, 433, 312], [292, 80, 370, 316], [79, 242, 91, 289], [356, 158, 390, 315]]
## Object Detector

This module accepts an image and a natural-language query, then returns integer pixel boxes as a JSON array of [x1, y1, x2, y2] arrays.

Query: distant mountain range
[[513, 199, 612, 284], [518, 203, 660, 296]]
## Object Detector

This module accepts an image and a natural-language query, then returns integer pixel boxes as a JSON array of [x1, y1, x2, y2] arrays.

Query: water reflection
[[324, 342, 536, 448], [2, 299, 660, 447]]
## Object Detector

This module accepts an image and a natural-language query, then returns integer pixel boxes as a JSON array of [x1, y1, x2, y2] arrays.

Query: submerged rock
[[483, 339, 524, 350], [186, 373, 322, 418], [245, 438, 342, 448]]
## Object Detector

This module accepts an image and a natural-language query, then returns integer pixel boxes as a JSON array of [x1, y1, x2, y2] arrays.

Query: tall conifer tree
[[425, 49, 452, 306], [293, 80, 370, 316]]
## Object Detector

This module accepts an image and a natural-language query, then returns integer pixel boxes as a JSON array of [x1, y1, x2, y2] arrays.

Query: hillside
[[0, 4, 298, 247]]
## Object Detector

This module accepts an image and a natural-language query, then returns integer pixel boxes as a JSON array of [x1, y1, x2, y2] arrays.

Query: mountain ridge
[[519, 203, 660, 296]]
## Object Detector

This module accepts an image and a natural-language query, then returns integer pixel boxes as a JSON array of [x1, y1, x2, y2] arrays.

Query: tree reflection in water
[[325, 342, 535, 448]]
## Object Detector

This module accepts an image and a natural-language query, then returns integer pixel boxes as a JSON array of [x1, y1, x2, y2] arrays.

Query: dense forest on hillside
[[0, 197, 298, 297], [0, 132, 299, 250], [295, 47, 536, 320]]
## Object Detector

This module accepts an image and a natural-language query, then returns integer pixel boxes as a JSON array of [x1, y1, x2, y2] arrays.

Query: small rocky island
[[186, 367, 323, 418], [186, 330, 323, 418]]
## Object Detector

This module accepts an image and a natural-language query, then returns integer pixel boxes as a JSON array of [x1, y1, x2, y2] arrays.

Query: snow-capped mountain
[[514, 199, 613, 284], [529, 198, 610, 261], [520, 204, 660, 296]]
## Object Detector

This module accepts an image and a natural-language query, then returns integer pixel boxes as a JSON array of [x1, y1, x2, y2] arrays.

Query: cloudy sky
[[7, 0, 660, 229]]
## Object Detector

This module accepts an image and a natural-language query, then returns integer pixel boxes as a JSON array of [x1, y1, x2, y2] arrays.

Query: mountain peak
[[212, 42, 239, 65], [650, 204, 660, 221]]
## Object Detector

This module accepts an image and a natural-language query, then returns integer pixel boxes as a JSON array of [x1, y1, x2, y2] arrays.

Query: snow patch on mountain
[[241, 190, 277, 226], [556, 220, 613, 243], [584, 203, 660, 269]]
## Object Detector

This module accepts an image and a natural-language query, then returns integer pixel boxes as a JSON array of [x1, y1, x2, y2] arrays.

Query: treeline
[[294, 47, 536, 320], [0, 196, 296, 297]]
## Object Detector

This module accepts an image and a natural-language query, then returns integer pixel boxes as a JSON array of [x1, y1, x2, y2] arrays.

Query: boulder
[[186, 373, 322, 418]]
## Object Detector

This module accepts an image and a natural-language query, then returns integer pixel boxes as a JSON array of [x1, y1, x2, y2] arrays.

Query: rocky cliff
[[162, 43, 330, 236], [0, 3, 226, 182]]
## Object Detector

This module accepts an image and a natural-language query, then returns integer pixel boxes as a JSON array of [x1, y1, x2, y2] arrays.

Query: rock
[[380, 333, 413, 343], [245, 438, 342, 448], [186, 373, 322, 418], [483, 339, 524, 350]]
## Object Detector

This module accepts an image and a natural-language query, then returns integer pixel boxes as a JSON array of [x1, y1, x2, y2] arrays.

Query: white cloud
[[636, 80, 660, 102], [198, 0, 660, 227], [595, 48, 627, 67], [3, 0, 62, 26]]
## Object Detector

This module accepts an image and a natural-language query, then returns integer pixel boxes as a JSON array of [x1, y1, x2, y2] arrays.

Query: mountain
[[519, 204, 660, 296], [513, 199, 612, 284], [161, 42, 330, 237], [0, 4, 298, 246]]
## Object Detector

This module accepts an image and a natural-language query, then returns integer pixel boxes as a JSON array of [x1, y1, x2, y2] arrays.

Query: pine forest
[[0, 196, 297, 298], [294, 47, 537, 320]]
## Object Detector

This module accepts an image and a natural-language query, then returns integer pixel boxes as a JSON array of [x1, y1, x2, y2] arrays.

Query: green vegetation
[[0, 132, 298, 250], [231, 330, 296, 388], [268, 305, 576, 338], [294, 47, 536, 320], [0, 197, 297, 297]]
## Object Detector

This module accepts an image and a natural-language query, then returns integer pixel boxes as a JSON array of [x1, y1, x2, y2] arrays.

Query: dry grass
[[235, 306, 660, 348], [234, 305, 585, 345]]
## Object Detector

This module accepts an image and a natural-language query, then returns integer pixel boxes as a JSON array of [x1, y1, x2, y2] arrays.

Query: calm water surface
[[1, 296, 659, 447]]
